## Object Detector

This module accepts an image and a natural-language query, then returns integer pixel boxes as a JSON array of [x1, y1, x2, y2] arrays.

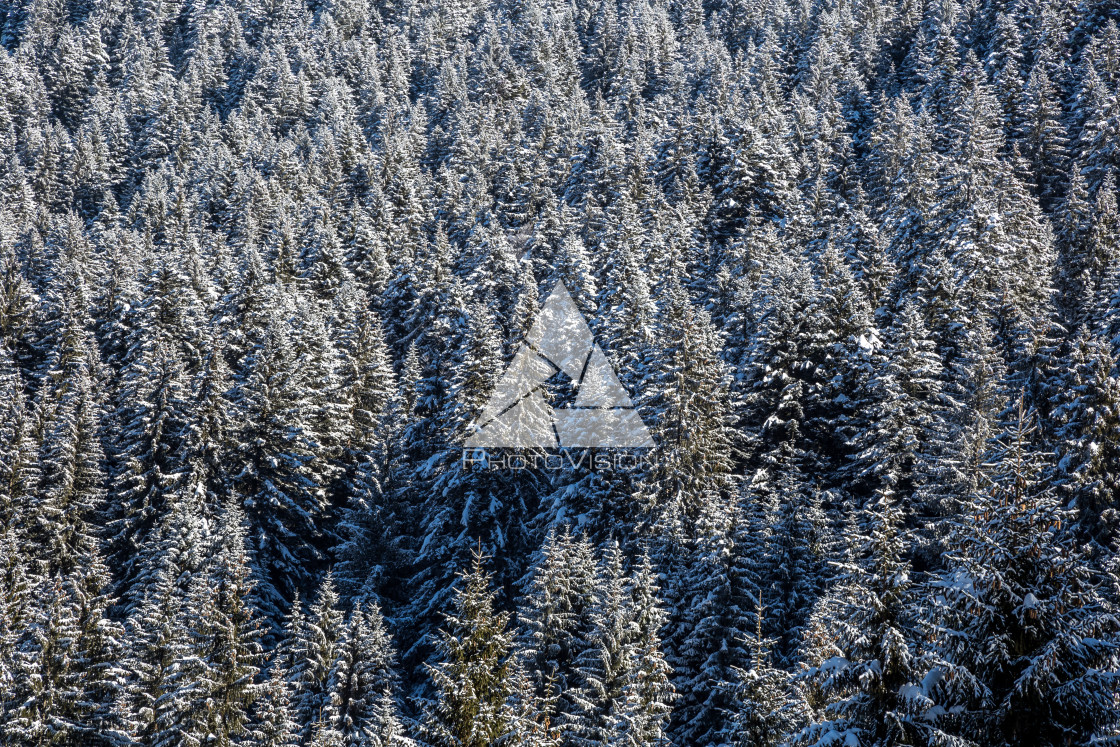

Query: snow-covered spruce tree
[[460, 221, 525, 341], [227, 295, 338, 620], [506, 662, 565, 747], [0, 527, 31, 716], [929, 319, 1009, 522], [738, 465, 832, 668], [1051, 326, 1120, 546], [1057, 171, 1120, 330], [730, 595, 805, 747], [275, 590, 308, 678], [293, 571, 346, 738], [567, 541, 632, 746], [422, 547, 518, 747], [68, 551, 128, 741], [0, 241, 36, 370], [309, 718, 346, 747], [251, 664, 301, 747], [325, 600, 406, 747], [113, 555, 190, 744], [1020, 55, 1068, 210], [1, 576, 83, 747], [606, 554, 673, 747], [740, 244, 825, 478], [156, 502, 264, 747], [2, 550, 124, 747], [597, 196, 657, 387], [709, 90, 799, 242], [555, 231, 598, 315], [200, 501, 265, 744], [1071, 50, 1120, 196], [802, 239, 878, 482], [925, 399, 1120, 745], [332, 293, 399, 597], [105, 258, 208, 568], [870, 98, 940, 295], [937, 54, 1056, 323], [847, 299, 948, 515], [0, 346, 37, 528], [517, 526, 598, 733], [182, 341, 235, 509], [403, 296, 545, 677], [301, 208, 357, 309], [637, 277, 734, 542], [635, 277, 738, 746], [835, 193, 892, 316], [667, 497, 754, 747], [29, 271, 108, 577], [106, 324, 191, 589], [794, 489, 936, 746], [119, 481, 213, 615], [567, 544, 674, 747]]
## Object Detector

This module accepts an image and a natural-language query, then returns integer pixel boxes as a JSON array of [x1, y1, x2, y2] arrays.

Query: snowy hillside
[[0, 0, 1119, 743]]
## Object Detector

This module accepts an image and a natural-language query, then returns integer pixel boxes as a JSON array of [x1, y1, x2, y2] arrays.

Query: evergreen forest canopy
[[0, 0, 1120, 742]]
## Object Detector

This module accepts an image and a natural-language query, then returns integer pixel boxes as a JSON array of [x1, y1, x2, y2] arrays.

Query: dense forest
[[1, 0, 1119, 742]]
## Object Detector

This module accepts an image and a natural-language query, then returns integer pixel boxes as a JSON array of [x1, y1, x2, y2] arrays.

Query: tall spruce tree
[[293, 572, 346, 736], [517, 526, 598, 732], [795, 490, 934, 746], [325, 600, 405, 747], [423, 547, 518, 747], [926, 400, 1120, 745]]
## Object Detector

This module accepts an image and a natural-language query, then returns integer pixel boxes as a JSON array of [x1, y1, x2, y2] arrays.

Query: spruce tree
[[199, 502, 265, 745], [668, 503, 752, 747], [926, 400, 1120, 745], [31, 279, 108, 577], [227, 297, 337, 619], [731, 594, 805, 747], [2, 554, 123, 746], [638, 278, 734, 542], [251, 664, 300, 747], [606, 555, 673, 747], [1051, 326, 1120, 545], [423, 547, 518, 747], [848, 300, 947, 512], [517, 526, 598, 730], [114, 558, 189, 745], [294, 572, 346, 736], [0, 527, 31, 716], [326, 600, 405, 747], [0, 347, 36, 528], [568, 542, 632, 746], [2, 577, 83, 747], [107, 327, 191, 586], [794, 490, 933, 746]]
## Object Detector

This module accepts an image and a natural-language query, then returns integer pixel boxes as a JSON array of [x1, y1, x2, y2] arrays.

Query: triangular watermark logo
[[465, 283, 654, 449]]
